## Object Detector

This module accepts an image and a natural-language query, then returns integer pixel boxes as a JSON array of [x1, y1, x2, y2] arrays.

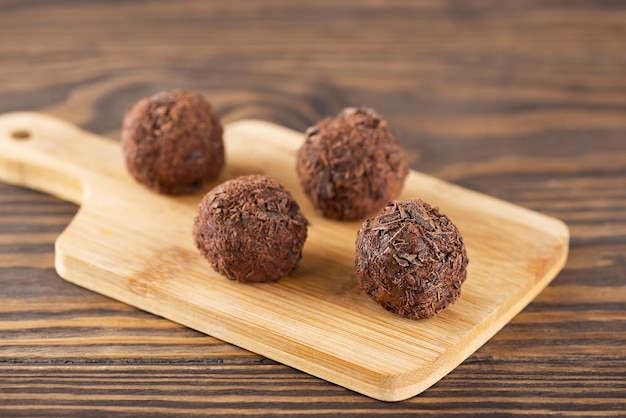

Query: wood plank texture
[[0, 112, 568, 401], [0, 0, 625, 415]]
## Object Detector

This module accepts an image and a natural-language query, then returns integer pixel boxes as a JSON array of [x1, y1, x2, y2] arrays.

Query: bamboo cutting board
[[0, 112, 569, 402]]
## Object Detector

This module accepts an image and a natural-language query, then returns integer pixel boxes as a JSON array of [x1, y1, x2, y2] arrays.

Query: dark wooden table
[[1, 1, 624, 416]]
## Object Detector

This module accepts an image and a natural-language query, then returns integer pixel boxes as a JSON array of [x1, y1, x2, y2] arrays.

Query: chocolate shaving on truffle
[[296, 107, 409, 220], [193, 175, 309, 283], [354, 199, 469, 319], [121, 90, 225, 195]]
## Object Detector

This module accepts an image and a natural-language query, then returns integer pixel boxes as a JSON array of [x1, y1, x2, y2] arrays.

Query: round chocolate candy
[[193, 175, 309, 283], [355, 199, 469, 319], [296, 107, 408, 220], [121, 90, 224, 195]]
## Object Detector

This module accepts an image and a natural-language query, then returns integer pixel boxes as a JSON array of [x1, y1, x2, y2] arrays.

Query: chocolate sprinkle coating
[[121, 90, 225, 195], [193, 175, 309, 283], [296, 107, 408, 220], [354, 199, 469, 319]]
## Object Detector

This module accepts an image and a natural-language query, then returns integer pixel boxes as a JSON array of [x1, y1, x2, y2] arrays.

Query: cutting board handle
[[0, 112, 121, 205]]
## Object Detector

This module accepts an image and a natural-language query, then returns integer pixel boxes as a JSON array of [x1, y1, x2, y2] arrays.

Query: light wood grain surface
[[0, 0, 624, 416], [0, 113, 568, 401]]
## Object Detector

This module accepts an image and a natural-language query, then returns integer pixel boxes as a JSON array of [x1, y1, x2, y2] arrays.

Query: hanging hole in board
[[11, 129, 31, 140]]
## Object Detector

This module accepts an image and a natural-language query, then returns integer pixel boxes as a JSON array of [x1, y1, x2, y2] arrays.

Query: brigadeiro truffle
[[354, 199, 469, 319], [296, 107, 409, 221], [121, 90, 225, 195], [193, 175, 309, 283]]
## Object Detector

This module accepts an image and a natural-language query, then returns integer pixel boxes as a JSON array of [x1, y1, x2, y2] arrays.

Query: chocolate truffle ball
[[121, 90, 224, 195], [354, 199, 469, 319], [193, 175, 309, 283], [296, 107, 409, 220]]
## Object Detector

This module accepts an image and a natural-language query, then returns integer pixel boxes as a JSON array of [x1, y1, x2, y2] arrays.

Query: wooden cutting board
[[0, 112, 569, 402]]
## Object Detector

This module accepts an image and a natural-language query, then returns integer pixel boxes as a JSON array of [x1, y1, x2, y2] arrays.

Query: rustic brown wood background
[[1, 1, 624, 416]]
